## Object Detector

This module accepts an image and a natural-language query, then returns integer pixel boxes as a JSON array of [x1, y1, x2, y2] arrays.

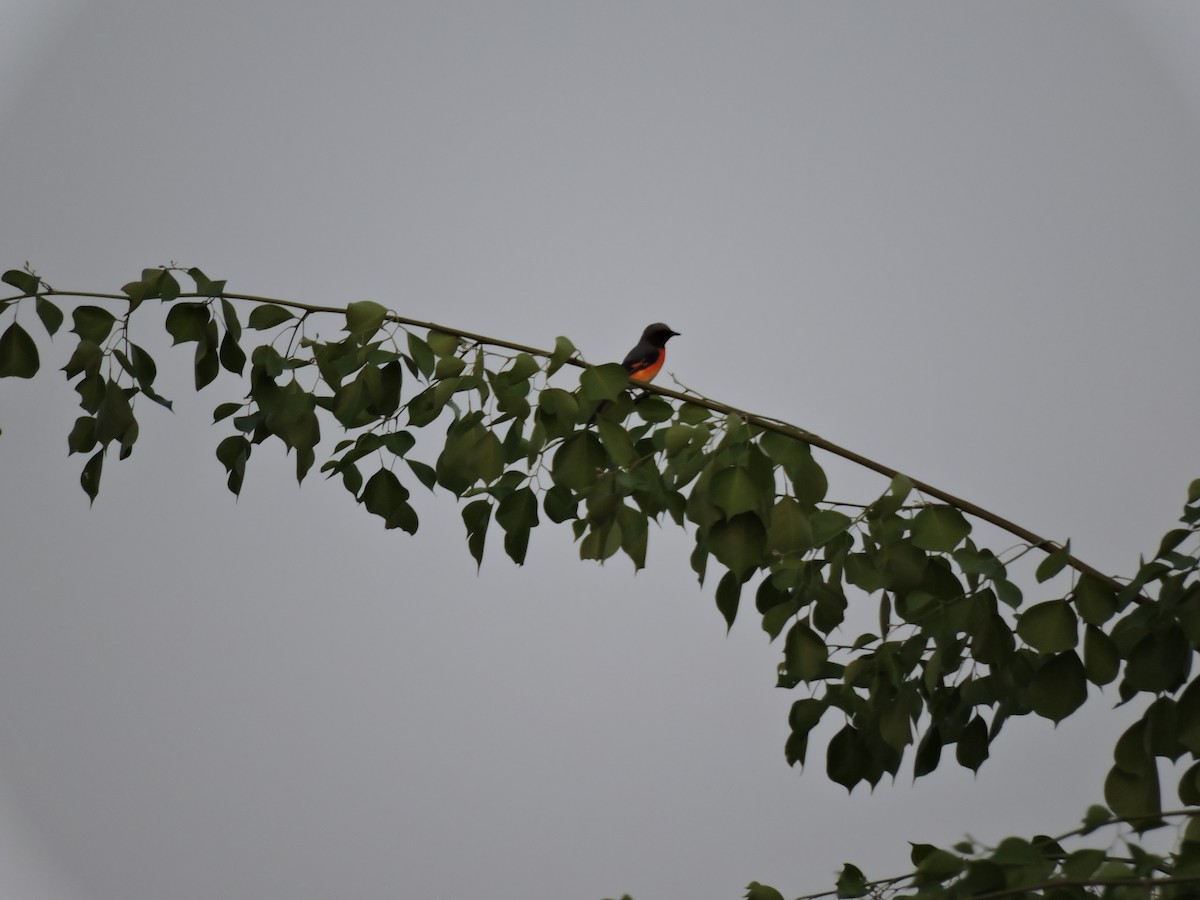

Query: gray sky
[[2, 3, 1199, 898]]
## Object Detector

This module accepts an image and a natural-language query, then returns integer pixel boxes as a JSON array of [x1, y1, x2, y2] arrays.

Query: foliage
[[4, 264, 1200, 899]]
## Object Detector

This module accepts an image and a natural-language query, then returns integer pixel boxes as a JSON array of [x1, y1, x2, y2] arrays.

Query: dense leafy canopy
[[3, 264, 1200, 900]]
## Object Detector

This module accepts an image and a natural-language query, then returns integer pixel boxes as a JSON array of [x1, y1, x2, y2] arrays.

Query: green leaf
[[406, 333, 435, 378], [1179, 762, 1200, 806], [744, 883, 785, 900], [0, 322, 39, 378], [264, 382, 320, 463], [121, 275, 151, 303], [433, 355, 465, 380], [1029, 650, 1088, 723], [69, 306, 116, 344], [1123, 627, 1191, 694], [988, 836, 1043, 867], [634, 396, 674, 423], [715, 571, 742, 632], [913, 725, 943, 778], [758, 429, 809, 470], [835, 863, 867, 899], [361, 468, 418, 533], [164, 302, 211, 344], [80, 448, 104, 503], [1, 269, 39, 294], [827, 725, 867, 791], [125, 343, 158, 387], [1178, 680, 1200, 754], [117, 417, 138, 460], [67, 416, 97, 455], [969, 609, 1017, 667], [345, 300, 388, 342], [784, 621, 828, 682], [157, 270, 180, 303], [597, 419, 637, 467], [789, 452, 829, 506], [1081, 804, 1112, 834], [543, 484, 578, 523], [220, 299, 242, 341], [994, 577, 1022, 609], [407, 458, 437, 490], [495, 486, 538, 565], [878, 690, 914, 750], [785, 697, 825, 766], [955, 715, 989, 772], [194, 322, 220, 390], [761, 593, 800, 640], [462, 499, 492, 569], [1016, 600, 1078, 653], [957, 861, 1005, 896], [383, 431, 416, 457], [1105, 764, 1161, 823], [579, 521, 622, 563], [845, 553, 886, 593], [233, 412, 260, 434], [1035, 542, 1071, 583], [74, 370, 105, 412], [95, 379, 135, 444], [656, 424, 693, 458], [246, 304, 295, 330], [1073, 573, 1117, 626], [809, 509, 852, 547], [213, 402, 242, 422], [61, 340, 102, 379], [710, 466, 765, 517], [883, 542, 928, 595], [617, 505, 648, 570], [911, 506, 971, 552], [546, 335, 576, 377], [369, 361, 403, 417], [436, 422, 505, 496], [551, 432, 607, 492], [761, 431, 827, 504], [1114, 721, 1154, 776], [219, 331, 247, 375], [767, 497, 814, 555], [1083, 625, 1120, 686], [35, 296, 63, 336], [188, 267, 227, 297], [708, 512, 767, 577], [215, 434, 250, 495], [915, 848, 964, 883], [1061, 848, 1106, 881], [889, 473, 914, 501], [580, 363, 632, 403], [426, 330, 460, 357]]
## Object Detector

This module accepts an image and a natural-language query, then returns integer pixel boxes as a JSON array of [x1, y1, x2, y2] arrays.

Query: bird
[[620, 322, 680, 385], [590, 323, 680, 423]]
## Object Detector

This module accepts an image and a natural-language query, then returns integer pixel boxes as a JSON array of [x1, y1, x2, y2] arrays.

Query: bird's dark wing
[[621, 341, 660, 373]]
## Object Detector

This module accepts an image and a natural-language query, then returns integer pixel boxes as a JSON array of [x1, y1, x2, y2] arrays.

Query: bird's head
[[642, 323, 680, 346]]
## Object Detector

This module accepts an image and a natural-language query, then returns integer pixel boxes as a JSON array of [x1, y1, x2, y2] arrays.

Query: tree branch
[[22, 285, 1131, 599]]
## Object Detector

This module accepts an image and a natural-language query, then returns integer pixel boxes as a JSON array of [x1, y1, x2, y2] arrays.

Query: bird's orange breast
[[628, 348, 666, 383]]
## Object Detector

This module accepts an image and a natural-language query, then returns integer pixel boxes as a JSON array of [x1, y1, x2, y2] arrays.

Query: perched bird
[[620, 322, 680, 385], [591, 323, 680, 423]]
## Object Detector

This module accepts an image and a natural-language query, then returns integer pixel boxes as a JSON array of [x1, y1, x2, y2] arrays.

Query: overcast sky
[[2, 3, 1200, 899]]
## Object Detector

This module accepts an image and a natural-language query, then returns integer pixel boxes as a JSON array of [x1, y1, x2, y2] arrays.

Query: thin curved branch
[[19, 286, 1131, 598]]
